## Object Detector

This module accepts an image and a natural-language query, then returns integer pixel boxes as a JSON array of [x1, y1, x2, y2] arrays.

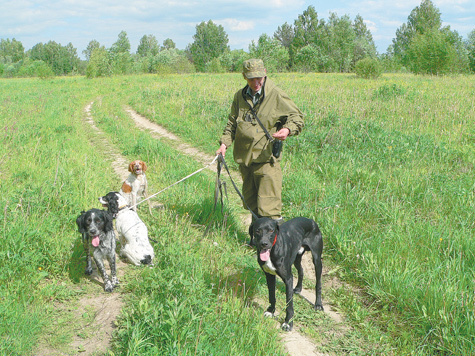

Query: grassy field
[[1, 72, 474, 355]]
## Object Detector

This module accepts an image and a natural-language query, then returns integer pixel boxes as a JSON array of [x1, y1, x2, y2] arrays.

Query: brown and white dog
[[119, 160, 148, 211]]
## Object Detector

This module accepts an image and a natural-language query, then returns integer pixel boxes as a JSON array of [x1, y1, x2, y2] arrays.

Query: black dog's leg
[[93, 253, 113, 292], [264, 272, 276, 316], [282, 273, 295, 331], [313, 252, 324, 311], [293, 252, 304, 294], [108, 253, 119, 288], [82, 234, 93, 275]]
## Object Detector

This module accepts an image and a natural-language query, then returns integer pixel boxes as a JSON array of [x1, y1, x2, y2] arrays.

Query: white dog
[[99, 192, 155, 266], [120, 160, 148, 211]]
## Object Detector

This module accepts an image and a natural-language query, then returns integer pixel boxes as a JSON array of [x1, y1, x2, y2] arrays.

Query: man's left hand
[[272, 128, 290, 141]]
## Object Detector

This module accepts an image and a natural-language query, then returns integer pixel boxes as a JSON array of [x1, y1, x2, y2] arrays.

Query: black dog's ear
[[104, 211, 114, 232], [248, 223, 254, 239], [76, 211, 86, 233]]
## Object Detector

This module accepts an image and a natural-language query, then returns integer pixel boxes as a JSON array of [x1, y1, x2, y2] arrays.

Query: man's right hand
[[216, 143, 227, 157]]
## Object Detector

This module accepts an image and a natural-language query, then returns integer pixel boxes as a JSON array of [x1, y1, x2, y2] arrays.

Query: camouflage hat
[[242, 59, 266, 79]]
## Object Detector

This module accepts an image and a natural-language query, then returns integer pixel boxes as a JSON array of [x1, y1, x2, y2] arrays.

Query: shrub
[[205, 57, 225, 73], [17, 60, 54, 79], [354, 57, 382, 79]]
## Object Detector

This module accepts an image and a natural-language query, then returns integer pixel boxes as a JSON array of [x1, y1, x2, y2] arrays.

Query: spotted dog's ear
[[141, 161, 147, 172], [128, 161, 135, 172], [76, 211, 87, 233]]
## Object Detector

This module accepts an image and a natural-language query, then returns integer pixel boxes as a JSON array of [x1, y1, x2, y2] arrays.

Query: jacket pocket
[[234, 121, 258, 166]]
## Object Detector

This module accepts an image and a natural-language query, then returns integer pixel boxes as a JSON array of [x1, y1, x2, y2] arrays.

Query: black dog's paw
[[85, 267, 93, 275], [281, 322, 293, 332], [111, 276, 119, 288], [314, 304, 324, 311], [104, 280, 114, 293], [263, 311, 274, 318], [293, 287, 302, 294]]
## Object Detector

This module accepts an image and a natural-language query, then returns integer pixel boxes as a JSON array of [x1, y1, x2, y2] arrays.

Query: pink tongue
[[260, 249, 270, 261], [92, 236, 100, 247]]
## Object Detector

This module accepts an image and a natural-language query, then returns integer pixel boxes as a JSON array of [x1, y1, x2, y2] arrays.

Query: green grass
[[1, 73, 475, 355]]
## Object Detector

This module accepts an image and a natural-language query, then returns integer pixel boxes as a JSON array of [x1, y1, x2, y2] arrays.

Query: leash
[[128, 155, 219, 211], [214, 155, 228, 213], [215, 153, 259, 220]]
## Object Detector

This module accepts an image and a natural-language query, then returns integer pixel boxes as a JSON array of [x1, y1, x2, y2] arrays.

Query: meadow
[[1, 72, 474, 355]]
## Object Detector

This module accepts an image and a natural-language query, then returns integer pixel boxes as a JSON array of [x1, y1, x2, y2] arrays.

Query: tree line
[[1, 1, 474, 79]]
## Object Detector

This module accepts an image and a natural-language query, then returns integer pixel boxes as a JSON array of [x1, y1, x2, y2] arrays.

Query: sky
[[1, 0, 474, 59]]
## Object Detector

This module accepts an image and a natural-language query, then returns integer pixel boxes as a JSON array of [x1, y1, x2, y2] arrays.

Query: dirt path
[[123, 108, 348, 356], [39, 103, 348, 356]]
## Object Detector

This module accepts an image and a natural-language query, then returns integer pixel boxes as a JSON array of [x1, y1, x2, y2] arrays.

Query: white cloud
[[1, 0, 474, 56], [364, 19, 377, 34], [217, 18, 255, 32]]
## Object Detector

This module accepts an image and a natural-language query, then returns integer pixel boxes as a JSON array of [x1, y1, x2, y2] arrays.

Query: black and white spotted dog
[[99, 192, 155, 266], [76, 208, 119, 292]]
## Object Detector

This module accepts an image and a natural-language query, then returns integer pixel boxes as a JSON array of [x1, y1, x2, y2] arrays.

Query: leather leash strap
[[215, 153, 259, 220]]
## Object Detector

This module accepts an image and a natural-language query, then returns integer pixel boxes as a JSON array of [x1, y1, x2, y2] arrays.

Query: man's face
[[245, 76, 265, 94]]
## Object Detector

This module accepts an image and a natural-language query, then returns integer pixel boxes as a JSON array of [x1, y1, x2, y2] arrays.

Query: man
[[216, 58, 304, 231]]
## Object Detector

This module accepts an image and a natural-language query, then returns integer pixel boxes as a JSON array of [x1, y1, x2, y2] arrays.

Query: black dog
[[249, 217, 324, 331], [76, 208, 119, 292]]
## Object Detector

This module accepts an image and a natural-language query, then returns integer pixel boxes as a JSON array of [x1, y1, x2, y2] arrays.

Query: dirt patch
[[67, 260, 129, 356]]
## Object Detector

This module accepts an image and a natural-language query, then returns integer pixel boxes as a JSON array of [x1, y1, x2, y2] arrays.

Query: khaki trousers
[[239, 161, 282, 219]]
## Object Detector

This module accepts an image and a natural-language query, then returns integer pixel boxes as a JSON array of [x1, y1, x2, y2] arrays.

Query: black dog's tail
[[141, 255, 152, 265]]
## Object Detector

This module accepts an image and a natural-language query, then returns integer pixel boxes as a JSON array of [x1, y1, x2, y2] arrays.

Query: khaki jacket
[[220, 78, 304, 166]]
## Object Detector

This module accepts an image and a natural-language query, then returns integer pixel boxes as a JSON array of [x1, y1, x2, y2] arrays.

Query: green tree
[[293, 44, 328, 72], [406, 28, 468, 75], [162, 38, 176, 50], [28, 41, 79, 75], [274, 22, 294, 49], [326, 13, 355, 72], [465, 29, 475, 72], [83, 40, 100, 61], [352, 14, 377, 66], [86, 46, 112, 78], [17, 59, 54, 78], [137, 35, 159, 57], [109, 31, 131, 54], [290, 6, 325, 66], [392, 0, 468, 74], [189, 20, 229, 72], [393, 0, 442, 59], [249, 34, 289, 72], [109, 31, 131, 74], [0, 38, 24, 63], [218, 49, 248, 72], [150, 49, 194, 74]]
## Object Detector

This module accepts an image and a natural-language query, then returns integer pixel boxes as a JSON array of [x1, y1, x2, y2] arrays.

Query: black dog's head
[[76, 208, 113, 246], [249, 217, 280, 262], [98, 192, 122, 217]]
